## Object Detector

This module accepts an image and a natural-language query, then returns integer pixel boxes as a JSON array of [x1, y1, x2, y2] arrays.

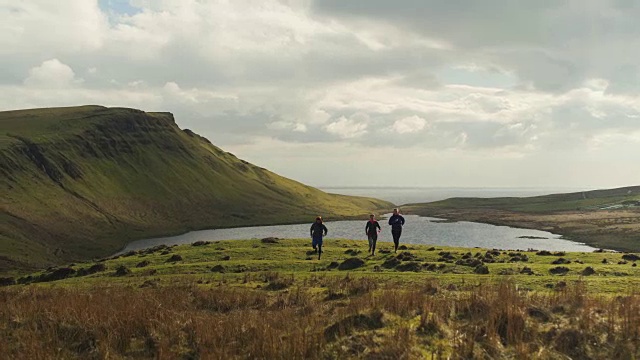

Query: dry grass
[[2, 277, 639, 359]]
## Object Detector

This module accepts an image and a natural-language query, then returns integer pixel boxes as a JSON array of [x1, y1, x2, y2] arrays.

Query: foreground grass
[[1, 239, 639, 359]]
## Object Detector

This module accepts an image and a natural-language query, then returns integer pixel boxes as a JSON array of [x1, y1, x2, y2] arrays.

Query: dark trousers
[[391, 228, 402, 250], [367, 232, 378, 254]]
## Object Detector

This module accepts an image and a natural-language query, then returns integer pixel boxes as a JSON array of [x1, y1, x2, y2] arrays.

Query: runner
[[310, 216, 328, 260], [388, 208, 405, 253], [365, 214, 381, 255]]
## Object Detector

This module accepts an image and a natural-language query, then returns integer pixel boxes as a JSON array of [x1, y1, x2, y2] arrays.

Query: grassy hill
[[1, 239, 639, 358], [405, 186, 640, 251], [405, 186, 640, 212], [0, 106, 392, 271]]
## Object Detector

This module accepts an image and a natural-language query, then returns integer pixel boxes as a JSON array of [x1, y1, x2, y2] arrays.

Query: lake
[[119, 214, 597, 253]]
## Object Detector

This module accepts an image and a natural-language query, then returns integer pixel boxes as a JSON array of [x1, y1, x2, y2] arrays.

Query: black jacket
[[388, 214, 405, 230], [310, 222, 328, 238], [365, 220, 381, 234]]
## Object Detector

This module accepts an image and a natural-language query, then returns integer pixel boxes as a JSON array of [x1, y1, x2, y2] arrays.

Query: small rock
[[166, 254, 183, 262], [622, 254, 640, 262], [581, 267, 596, 276], [136, 260, 150, 268], [520, 267, 534, 275], [549, 266, 570, 275], [396, 262, 421, 272], [39, 268, 76, 282], [87, 263, 106, 274], [474, 264, 490, 274], [260, 237, 279, 244], [114, 266, 131, 277], [222, 255, 231, 261], [338, 258, 365, 271], [382, 258, 401, 269], [552, 258, 571, 265], [211, 265, 226, 273]]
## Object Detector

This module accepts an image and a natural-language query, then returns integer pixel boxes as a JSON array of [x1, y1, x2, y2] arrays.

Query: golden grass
[[2, 278, 639, 359]]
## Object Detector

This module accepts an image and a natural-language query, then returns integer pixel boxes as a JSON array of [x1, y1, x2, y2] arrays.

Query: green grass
[[10, 239, 639, 294], [1, 106, 392, 272]]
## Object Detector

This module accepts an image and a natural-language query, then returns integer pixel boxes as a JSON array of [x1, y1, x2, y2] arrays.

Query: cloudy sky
[[1, 0, 639, 189]]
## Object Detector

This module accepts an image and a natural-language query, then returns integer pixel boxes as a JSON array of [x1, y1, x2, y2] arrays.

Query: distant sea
[[318, 187, 586, 206]]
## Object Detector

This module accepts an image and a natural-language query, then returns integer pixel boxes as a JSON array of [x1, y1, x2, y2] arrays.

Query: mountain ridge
[[1, 105, 392, 271]]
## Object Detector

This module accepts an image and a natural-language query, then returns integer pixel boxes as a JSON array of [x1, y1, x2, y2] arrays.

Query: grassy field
[[405, 186, 640, 252], [0, 106, 392, 272], [1, 239, 639, 358]]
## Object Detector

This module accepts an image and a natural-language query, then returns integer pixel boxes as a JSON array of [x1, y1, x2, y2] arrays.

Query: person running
[[365, 214, 381, 255], [388, 208, 405, 253], [310, 216, 328, 260]]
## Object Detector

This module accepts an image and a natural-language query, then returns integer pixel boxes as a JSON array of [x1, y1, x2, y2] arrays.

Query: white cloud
[[0, 0, 107, 55], [267, 121, 307, 133], [1, 0, 640, 187], [325, 116, 368, 138], [392, 115, 427, 134], [23, 59, 79, 87]]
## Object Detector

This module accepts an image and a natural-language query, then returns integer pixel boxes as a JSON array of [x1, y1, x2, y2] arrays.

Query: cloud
[[325, 116, 368, 139], [24, 59, 80, 87], [392, 115, 427, 134], [1, 0, 639, 187]]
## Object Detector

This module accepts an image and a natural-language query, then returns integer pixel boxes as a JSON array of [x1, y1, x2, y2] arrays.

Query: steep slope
[[1, 106, 392, 271]]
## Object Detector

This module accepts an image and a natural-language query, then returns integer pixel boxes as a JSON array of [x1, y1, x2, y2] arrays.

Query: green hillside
[[405, 186, 640, 212], [0, 106, 392, 271]]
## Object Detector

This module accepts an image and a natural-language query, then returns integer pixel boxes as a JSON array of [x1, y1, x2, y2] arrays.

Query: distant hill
[[405, 186, 640, 212], [405, 186, 640, 251], [0, 106, 392, 271]]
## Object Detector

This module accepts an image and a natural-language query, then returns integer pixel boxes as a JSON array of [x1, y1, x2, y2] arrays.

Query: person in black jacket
[[310, 216, 328, 259], [388, 208, 405, 253], [365, 214, 381, 255]]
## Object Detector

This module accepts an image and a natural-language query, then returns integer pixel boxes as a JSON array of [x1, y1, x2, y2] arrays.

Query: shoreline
[[403, 207, 640, 253]]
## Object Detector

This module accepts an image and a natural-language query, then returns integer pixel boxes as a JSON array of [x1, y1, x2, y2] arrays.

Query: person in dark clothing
[[388, 208, 405, 253], [310, 216, 328, 260], [365, 214, 381, 255]]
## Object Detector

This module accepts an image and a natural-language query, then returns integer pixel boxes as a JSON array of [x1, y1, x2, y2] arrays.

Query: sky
[[1, 0, 639, 189]]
